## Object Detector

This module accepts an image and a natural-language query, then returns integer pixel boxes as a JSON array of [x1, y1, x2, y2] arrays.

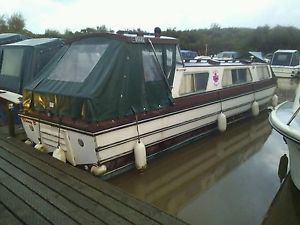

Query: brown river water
[[109, 78, 300, 225]]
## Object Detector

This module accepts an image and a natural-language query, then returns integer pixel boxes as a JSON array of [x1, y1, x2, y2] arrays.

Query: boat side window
[[257, 65, 270, 80], [291, 52, 300, 66], [179, 72, 209, 95], [222, 68, 252, 87], [0, 48, 24, 77]]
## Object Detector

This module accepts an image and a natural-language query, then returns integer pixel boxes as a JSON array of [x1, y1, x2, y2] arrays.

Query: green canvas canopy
[[23, 33, 182, 122], [0, 38, 65, 93]]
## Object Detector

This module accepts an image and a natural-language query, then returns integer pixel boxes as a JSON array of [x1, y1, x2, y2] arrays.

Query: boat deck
[[0, 126, 187, 225]]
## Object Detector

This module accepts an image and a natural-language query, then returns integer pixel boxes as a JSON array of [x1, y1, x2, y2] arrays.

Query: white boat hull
[[269, 101, 300, 190], [271, 66, 300, 78], [285, 138, 300, 190]]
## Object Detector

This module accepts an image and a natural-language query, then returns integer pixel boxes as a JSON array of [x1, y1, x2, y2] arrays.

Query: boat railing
[[184, 57, 255, 65]]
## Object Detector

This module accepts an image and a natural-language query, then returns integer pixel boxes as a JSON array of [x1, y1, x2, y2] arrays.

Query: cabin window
[[48, 42, 108, 82], [0, 48, 24, 77], [222, 68, 252, 87], [179, 72, 209, 95], [256, 66, 270, 80]]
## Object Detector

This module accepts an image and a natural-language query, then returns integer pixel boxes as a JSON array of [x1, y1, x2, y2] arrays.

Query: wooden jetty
[[0, 127, 188, 225]]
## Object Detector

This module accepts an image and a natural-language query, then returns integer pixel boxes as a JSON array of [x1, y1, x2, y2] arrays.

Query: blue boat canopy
[[0, 38, 65, 93], [0, 33, 28, 45]]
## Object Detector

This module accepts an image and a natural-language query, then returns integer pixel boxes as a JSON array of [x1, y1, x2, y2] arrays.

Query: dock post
[[7, 102, 15, 137]]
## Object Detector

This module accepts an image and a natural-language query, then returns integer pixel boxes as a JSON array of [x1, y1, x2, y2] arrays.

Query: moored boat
[[0, 38, 65, 125], [271, 50, 300, 78], [269, 80, 300, 190], [19, 32, 277, 177]]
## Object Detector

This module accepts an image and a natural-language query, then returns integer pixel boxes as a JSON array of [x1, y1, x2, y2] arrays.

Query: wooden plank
[[0, 156, 106, 225], [0, 135, 188, 225], [0, 144, 159, 225], [0, 184, 52, 225], [0, 202, 24, 225], [0, 148, 133, 225]]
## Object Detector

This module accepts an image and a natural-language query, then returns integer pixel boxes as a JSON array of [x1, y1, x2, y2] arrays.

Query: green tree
[[7, 12, 25, 32], [63, 29, 74, 39], [0, 15, 8, 32], [44, 29, 61, 38], [96, 25, 113, 33]]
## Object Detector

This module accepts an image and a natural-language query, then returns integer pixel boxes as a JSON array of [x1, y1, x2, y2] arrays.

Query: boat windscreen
[[272, 53, 292, 66]]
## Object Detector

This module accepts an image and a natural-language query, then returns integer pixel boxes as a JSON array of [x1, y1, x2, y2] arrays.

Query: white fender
[[251, 101, 259, 116], [24, 139, 32, 145], [134, 140, 147, 170], [91, 165, 107, 176], [271, 94, 278, 107], [52, 146, 66, 163], [34, 142, 46, 152], [217, 112, 227, 132]]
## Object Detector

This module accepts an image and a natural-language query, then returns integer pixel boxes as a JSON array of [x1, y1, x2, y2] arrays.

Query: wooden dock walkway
[[0, 127, 188, 225]]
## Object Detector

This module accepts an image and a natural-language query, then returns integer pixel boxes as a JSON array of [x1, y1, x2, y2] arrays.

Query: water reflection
[[277, 154, 288, 183], [262, 174, 300, 225], [110, 113, 288, 225], [276, 77, 299, 103]]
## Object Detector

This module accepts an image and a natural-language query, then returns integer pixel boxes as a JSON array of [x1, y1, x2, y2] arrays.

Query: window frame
[[222, 67, 252, 87], [179, 71, 209, 96]]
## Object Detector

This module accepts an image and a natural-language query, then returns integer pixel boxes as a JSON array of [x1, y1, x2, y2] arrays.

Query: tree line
[[1, 13, 300, 55]]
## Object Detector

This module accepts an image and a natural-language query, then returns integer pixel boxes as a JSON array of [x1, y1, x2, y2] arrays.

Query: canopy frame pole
[[148, 39, 173, 96]]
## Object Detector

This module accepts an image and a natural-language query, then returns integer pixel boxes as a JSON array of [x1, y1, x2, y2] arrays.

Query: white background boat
[[271, 50, 300, 78]]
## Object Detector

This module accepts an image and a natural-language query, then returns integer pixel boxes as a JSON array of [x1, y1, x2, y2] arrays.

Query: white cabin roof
[[275, 50, 298, 53]]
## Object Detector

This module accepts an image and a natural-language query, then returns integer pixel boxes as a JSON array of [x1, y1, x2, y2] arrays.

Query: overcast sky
[[1, 0, 300, 34]]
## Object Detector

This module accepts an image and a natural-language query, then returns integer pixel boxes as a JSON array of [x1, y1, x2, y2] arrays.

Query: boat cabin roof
[[67, 32, 178, 45], [5, 38, 63, 47], [274, 50, 298, 53], [0, 33, 28, 45]]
